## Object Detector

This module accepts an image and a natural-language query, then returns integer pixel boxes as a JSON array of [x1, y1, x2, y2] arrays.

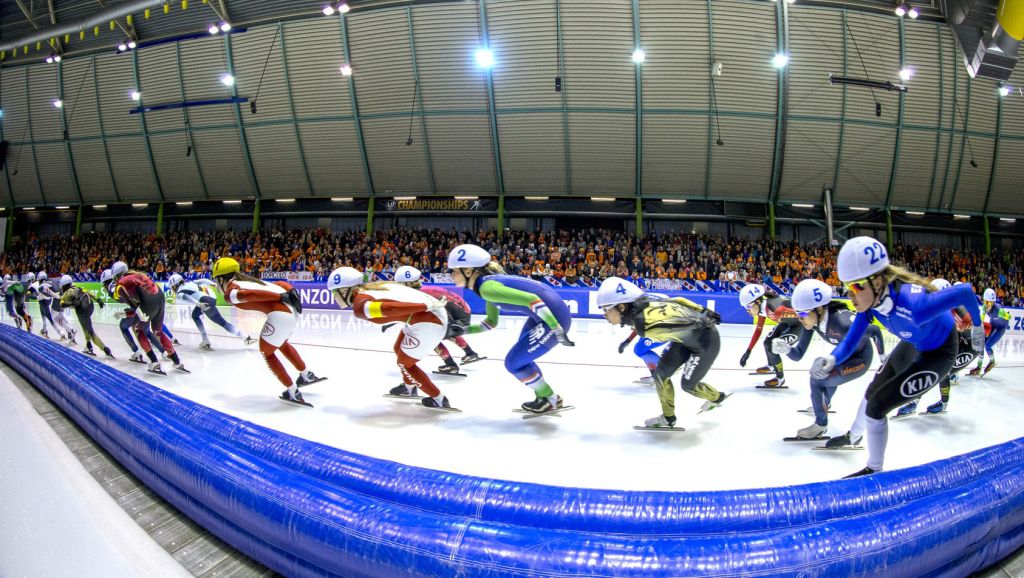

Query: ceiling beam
[[13, 0, 40, 30], [47, 0, 57, 25], [95, 0, 138, 41], [883, 17, 906, 209], [277, 23, 314, 196], [406, 8, 436, 194], [224, 34, 261, 199]]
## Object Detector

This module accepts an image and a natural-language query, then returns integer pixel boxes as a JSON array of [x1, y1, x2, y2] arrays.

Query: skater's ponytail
[[482, 261, 505, 275], [884, 265, 936, 292], [234, 271, 267, 285]]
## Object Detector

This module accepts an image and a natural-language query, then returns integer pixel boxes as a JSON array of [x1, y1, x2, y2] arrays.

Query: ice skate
[[892, 401, 917, 419], [198, 340, 213, 351], [420, 396, 461, 412], [173, 362, 191, 374], [161, 352, 170, 361], [924, 401, 947, 415], [517, 395, 575, 418], [104, 348, 115, 359], [40, 328, 49, 339], [981, 360, 996, 376], [634, 375, 655, 385], [173, 338, 182, 346], [433, 362, 466, 377], [634, 414, 684, 431], [148, 361, 166, 375], [968, 366, 982, 377], [243, 336, 256, 345], [697, 393, 731, 414], [384, 384, 420, 398], [82, 346, 96, 356], [751, 366, 774, 375], [842, 466, 878, 479], [129, 351, 146, 364], [797, 406, 835, 415], [783, 423, 827, 442], [296, 371, 326, 388], [461, 352, 485, 364], [817, 431, 864, 451], [757, 376, 787, 389], [279, 388, 313, 408]]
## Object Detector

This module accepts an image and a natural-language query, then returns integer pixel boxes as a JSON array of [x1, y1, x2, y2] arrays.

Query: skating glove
[[971, 324, 985, 353], [552, 325, 575, 347], [739, 350, 751, 367], [96, 301, 105, 309], [810, 355, 836, 380], [702, 307, 722, 325], [427, 296, 448, 314], [445, 323, 467, 339], [771, 339, 791, 355], [137, 309, 151, 322], [280, 289, 303, 313], [199, 301, 212, 311], [618, 334, 636, 354]]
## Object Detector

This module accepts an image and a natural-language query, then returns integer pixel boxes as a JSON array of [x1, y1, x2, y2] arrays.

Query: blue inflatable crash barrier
[[2, 324, 1023, 577]]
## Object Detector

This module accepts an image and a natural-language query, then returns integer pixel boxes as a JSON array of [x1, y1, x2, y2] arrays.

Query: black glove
[[618, 337, 633, 354], [445, 323, 467, 339], [739, 350, 751, 367], [281, 289, 303, 313], [381, 323, 397, 333], [97, 300, 105, 309], [703, 307, 721, 325]]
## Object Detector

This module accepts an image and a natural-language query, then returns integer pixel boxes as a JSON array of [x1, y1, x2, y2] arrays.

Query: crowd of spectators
[[2, 227, 1023, 306]]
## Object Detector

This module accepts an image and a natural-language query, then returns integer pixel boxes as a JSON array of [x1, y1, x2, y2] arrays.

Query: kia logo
[[900, 371, 938, 398], [955, 353, 975, 368], [782, 333, 800, 345], [401, 335, 421, 349]]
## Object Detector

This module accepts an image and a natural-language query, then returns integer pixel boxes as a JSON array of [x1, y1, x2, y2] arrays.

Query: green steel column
[[406, 8, 437, 194], [24, 68, 47, 204], [769, 202, 776, 240], [252, 199, 261, 233], [479, 0, 505, 195], [75, 205, 82, 236], [91, 55, 121, 201], [926, 25, 944, 209], [704, 0, 716, 198], [497, 195, 505, 237], [156, 202, 164, 236], [885, 209, 894, 252], [366, 198, 375, 235], [277, 23, 314, 196], [131, 50, 165, 201], [224, 35, 261, 199], [635, 197, 643, 236], [937, 42, 958, 209], [983, 215, 991, 255], [631, 0, 643, 199], [832, 11, 848, 199], [555, 0, 571, 193], [175, 43, 208, 198], [56, 61, 84, 206], [767, 0, 789, 204], [884, 18, 906, 209], [948, 78, 973, 209], [339, 11, 375, 195]]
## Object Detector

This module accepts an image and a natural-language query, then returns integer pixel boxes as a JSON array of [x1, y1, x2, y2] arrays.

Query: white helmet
[[953, 281, 965, 286], [21, 273, 34, 283], [791, 279, 833, 312], [394, 266, 421, 283], [739, 284, 767, 308], [111, 261, 129, 278], [99, 269, 113, 285], [167, 273, 184, 289], [2, 274, 10, 282], [447, 244, 491, 269], [983, 288, 997, 302], [931, 278, 951, 291], [59, 275, 74, 288], [326, 267, 365, 290], [837, 236, 889, 282], [596, 276, 645, 308], [36, 271, 47, 281]]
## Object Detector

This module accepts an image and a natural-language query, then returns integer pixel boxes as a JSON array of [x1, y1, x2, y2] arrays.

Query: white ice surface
[[16, 303, 1024, 493], [0, 368, 191, 578]]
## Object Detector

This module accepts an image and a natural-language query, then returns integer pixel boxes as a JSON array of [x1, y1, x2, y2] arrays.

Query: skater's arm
[[786, 328, 813, 361], [745, 316, 765, 353], [175, 290, 202, 307], [359, 299, 428, 321], [866, 323, 885, 355], [913, 284, 983, 327], [468, 301, 501, 334], [477, 280, 561, 329], [829, 311, 870, 364], [666, 296, 703, 311]]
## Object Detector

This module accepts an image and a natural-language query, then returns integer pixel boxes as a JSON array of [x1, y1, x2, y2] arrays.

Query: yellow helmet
[[212, 257, 240, 278]]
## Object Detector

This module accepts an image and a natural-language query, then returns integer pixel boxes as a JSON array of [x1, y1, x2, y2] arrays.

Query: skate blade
[[129, 359, 147, 364], [813, 445, 864, 451], [148, 369, 167, 376], [919, 411, 947, 416], [383, 393, 422, 400], [83, 351, 97, 357], [783, 436, 829, 442], [420, 405, 462, 413], [633, 425, 686, 432], [514, 405, 576, 419], [890, 413, 917, 420], [279, 396, 314, 408], [756, 385, 789, 390], [797, 409, 836, 414], [175, 367, 191, 374], [297, 377, 328, 388], [460, 356, 487, 365], [749, 371, 774, 376], [432, 371, 468, 377]]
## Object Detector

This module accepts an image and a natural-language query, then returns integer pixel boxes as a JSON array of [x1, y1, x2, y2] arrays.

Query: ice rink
[[15, 301, 1024, 492]]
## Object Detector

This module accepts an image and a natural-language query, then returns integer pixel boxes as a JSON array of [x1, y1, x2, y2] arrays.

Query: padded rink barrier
[[2, 325, 1023, 578]]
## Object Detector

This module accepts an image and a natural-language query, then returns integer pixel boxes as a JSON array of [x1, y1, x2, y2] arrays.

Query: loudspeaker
[[0, 141, 8, 170]]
